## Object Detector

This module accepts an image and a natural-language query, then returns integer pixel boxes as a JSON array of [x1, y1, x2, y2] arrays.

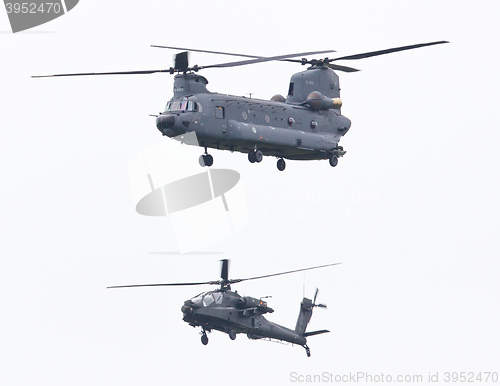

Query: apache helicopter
[[108, 260, 340, 357], [34, 41, 448, 171]]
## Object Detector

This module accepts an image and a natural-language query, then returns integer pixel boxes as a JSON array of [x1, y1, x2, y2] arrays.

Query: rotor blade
[[221, 259, 229, 281], [32, 69, 171, 78], [230, 262, 341, 284], [200, 50, 336, 70], [326, 63, 360, 73], [332, 41, 449, 62], [107, 281, 220, 289], [313, 288, 319, 304], [316, 304, 327, 308], [174, 51, 189, 72], [151, 45, 262, 59]]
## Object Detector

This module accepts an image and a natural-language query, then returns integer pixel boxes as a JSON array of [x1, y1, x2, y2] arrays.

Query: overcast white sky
[[1, 1, 499, 385]]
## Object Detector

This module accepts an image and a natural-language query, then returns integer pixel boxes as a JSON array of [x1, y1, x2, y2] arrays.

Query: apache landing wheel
[[277, 158, 286, 171], [201, 334, 209, 345], [329, 155, 338, 167]]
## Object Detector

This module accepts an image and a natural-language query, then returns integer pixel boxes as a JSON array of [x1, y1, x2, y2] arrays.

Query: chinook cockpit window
[[165, 100, 199, 112], [288, 82, 294, 96]]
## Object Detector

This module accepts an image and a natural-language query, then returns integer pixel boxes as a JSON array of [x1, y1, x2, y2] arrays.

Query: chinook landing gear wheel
[[201, 333, 209, 345], [229, 329, 237, 341], [254, 150, 263, 163], [248, 150, 263, 164], [277, 158, 286, 171], [329, 155, 338, 167], [199, 154, 214, 167]]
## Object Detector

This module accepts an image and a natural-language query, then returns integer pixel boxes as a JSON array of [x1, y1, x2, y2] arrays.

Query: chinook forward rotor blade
[[32, 69, 172, 78], [33, 49, 336, 78], [151, 45, 263, 59], [332, 40, 449, 62], [228, 262, 341, 284]]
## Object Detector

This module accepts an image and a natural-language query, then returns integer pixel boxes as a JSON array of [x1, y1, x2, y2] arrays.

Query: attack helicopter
[[33, 41, 448, 171], [108, 260, 340, 357]]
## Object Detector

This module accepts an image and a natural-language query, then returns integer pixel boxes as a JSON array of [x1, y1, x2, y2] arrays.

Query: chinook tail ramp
[[295, 289, 329, 356]]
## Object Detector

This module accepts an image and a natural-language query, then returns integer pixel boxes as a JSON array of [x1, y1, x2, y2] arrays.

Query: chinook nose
[[156, 114, 176, 135]]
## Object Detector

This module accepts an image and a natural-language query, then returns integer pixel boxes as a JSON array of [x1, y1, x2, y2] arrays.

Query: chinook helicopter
[[108, 260, 340, 357], [33, 41, 448, 171]]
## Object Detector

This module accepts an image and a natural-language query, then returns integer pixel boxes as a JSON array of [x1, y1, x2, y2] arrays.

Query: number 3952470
[[5, 3, 63, 14]]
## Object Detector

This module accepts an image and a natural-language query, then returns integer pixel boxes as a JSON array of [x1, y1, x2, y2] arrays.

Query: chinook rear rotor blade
[[197, 50, 336, 70], [331, 40, 449, 62], [282, 41, 448, 72]]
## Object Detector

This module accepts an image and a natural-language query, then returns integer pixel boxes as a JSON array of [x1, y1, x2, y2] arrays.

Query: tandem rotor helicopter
[[34, 41, 448, 171], [108, 260, 340, 357]]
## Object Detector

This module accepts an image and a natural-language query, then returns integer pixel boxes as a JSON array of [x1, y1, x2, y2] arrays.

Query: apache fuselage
[[156, 66, 351, 170], [181, 289, 328, 356]]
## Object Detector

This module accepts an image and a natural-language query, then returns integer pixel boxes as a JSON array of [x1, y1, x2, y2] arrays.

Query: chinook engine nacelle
[[304, 91, 342, 111]]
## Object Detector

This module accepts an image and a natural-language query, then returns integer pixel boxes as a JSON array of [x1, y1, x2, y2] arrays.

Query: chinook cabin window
[[166, 100, 199, 112], [288, 82, 294, 96], [215, 106, 225, 119]]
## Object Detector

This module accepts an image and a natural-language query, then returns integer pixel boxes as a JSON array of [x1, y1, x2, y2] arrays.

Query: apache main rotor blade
[[200, 50, 336, 70], [313, 288, 319, 304], [332, 40, 449, 62], [107, 281, 220, 289], [32, 69, 171, 78], [229, 262, 341, 284], [108, 262, 340, 289], [220, 259, 229, 281]]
